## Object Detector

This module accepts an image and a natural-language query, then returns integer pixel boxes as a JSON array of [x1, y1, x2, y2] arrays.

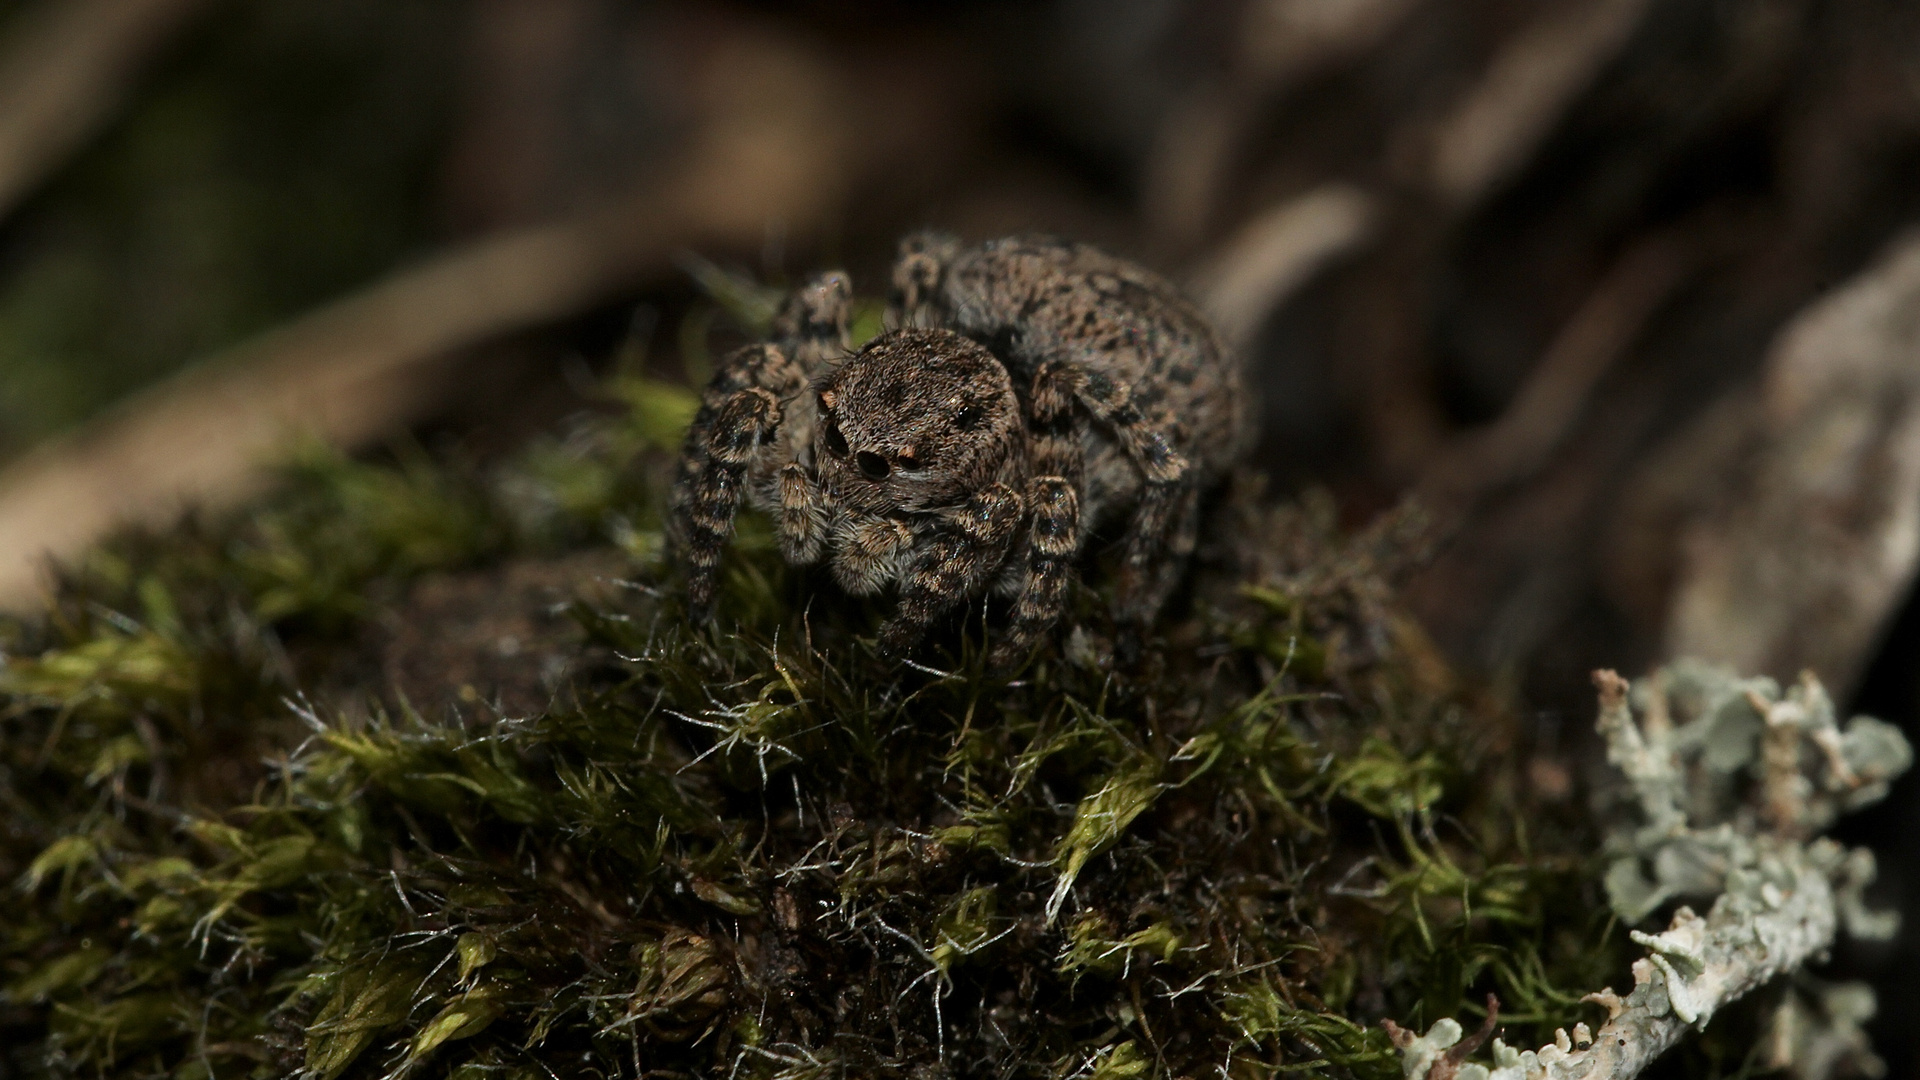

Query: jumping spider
[[669, 233, 1250, 668]]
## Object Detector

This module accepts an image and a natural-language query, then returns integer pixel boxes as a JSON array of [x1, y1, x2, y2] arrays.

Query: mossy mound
[[0, 368, 1626, 1077]]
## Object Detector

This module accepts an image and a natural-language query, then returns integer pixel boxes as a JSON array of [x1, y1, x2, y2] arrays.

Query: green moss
[[0, 326, 1623, 1079]]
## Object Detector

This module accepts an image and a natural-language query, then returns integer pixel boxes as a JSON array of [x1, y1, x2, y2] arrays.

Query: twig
[[0, 26, 857, 611], [1344, 0, 1656, 479], [1188, 184, 1376, 355], [1383, 994, 1499, 1080], [1421, 232, 1694, 503], [1396, 863, 1838, 1080], [1144, 0, 1421, 249], [1388, 663, 1909, 1080], [0, 0, 217, 223], [1420, 0, 1655, 207]]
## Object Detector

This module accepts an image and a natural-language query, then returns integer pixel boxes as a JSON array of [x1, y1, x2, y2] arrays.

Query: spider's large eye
[[823, 419, 848, 457], [856, 451, 891, 480], [896, 450, 925, 471], [952, 405, 983, 432]]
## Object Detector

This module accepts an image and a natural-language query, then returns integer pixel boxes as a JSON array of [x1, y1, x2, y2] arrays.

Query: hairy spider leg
[[879, 482, 1025, 657], [992, 479, 1080, 671], [990, 361, 1089, 670], [887, 229, 961, 329], [776, 463, 828, 565], [679, 382, 783, 611], [1118, 482, 1200, 661], [773, 270, 853, 370], [1060, 362, 1195, 634], [671, 367, 787, 611], [764, 271, 852, 562]]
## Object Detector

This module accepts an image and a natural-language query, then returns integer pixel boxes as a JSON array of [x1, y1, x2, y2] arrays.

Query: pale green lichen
[[1389, 663, 1910, 1080]]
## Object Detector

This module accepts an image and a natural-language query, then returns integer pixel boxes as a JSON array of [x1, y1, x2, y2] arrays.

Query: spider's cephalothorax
[[670, 233, 1249, 668]]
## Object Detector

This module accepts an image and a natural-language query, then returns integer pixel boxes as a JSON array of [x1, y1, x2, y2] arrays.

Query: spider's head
[[815, 329, 1020, 514]]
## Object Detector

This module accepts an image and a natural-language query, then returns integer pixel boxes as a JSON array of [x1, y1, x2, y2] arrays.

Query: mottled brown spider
[[669, 233, 1250, 668]]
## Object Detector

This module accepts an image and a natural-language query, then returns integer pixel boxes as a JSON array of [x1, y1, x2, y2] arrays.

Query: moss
[[0, 318, 1626, 1079]]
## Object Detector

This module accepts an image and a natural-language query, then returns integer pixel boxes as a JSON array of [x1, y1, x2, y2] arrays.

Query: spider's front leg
[[776, 463, 828, 565], [990, 363, 1086, 671], [766, 270, 852, 565], [878, 483, 1025, 658], [990, 477, 1080, 672], [670, 342, 808, 612], [671, 271, 851, 611]]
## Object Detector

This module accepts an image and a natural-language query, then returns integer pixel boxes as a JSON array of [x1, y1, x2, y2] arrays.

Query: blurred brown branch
[[0, 0, 216, 223], [1416, 0, 1653, 207], [0, 22, 864, 610], [1145, 0, 1421, 251], [1423, 231, 1695, 502], [1189, 183, 1375, 355]]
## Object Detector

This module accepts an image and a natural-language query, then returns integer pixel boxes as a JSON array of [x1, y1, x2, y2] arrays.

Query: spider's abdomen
[[932, 235, 1251, 528]]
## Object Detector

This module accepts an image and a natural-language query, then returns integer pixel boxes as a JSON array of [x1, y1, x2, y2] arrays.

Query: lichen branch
[[1387, 661, 1910, 1080]]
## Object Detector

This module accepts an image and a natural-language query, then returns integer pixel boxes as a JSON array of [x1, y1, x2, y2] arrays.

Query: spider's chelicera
[[669, 233, 1251, 668]]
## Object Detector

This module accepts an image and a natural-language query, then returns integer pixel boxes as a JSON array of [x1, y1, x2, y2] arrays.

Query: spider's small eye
[[897, 451, 925, 471], [823, 421, 849, 457], [952, 405, 983, 431], [856, 451, 891, 480]]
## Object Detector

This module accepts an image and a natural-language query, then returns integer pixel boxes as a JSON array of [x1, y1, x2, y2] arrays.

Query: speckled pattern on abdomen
[[933, 234, 1250, 530]]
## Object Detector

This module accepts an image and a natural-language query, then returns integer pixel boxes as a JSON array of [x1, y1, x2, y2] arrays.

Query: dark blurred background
[[1, 0, 1917, 1069]]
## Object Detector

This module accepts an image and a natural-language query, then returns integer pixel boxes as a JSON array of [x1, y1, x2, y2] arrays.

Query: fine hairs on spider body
[[670, 233, 1251, 668]]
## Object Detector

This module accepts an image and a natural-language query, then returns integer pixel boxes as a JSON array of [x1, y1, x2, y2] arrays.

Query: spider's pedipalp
[[831, 514, 914, 596], [879, 482, 1024, 657]]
